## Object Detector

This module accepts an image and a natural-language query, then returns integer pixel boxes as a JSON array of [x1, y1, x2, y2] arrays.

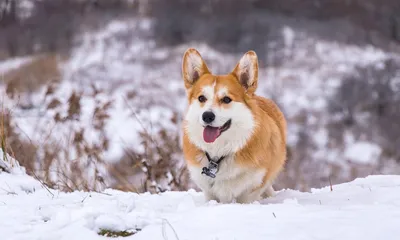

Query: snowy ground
[[2, 151, 400, 240]]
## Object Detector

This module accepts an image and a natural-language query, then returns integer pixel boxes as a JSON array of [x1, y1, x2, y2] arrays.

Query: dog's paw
[[203, 191, 218, 203], [262, 185, 276, 198]]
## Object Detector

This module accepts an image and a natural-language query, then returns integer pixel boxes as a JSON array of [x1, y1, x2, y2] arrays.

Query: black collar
[[201, 152, 225, 178]]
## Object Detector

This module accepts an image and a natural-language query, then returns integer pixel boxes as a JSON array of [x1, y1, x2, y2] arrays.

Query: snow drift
[[1, 151, 400, 240]]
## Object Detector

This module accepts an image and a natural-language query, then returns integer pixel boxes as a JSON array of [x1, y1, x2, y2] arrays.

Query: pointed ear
[[182, 48, 211, 90], [231, 51, 259, 94]]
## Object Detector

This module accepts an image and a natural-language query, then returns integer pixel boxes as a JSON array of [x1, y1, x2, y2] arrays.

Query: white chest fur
[[187, 154, 266, 204]]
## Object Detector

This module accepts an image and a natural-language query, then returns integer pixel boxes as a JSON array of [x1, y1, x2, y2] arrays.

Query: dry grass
[[106, 100, 190, 193], [3, 54, 63, 104], [0, 51, 9, 62], [0, 104, 9, 172], [0, 107, 36, 173], [1, 73, 187, 193]]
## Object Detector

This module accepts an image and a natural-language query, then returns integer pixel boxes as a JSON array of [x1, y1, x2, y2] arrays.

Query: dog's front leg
[[236, 189, 263, 204], [261, 184, 276, 198], [203, 190, 218, 203]]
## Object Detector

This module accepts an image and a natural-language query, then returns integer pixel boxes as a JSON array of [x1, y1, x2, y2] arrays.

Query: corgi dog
[[181, 48, 287, 204]]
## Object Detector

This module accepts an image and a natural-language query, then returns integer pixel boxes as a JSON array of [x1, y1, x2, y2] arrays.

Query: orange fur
[[238, 96, 287, 194], [181, 48, 287, 203]]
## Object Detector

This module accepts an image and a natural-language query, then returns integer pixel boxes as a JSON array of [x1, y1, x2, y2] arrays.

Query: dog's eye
[[222, 96, 232, 104], [198, 95, 207, 102]]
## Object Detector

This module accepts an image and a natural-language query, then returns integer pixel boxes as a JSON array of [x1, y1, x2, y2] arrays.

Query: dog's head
[[182, 48, 259, 152]]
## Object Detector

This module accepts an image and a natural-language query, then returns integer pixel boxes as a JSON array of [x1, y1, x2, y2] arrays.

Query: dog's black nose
[[202, 111, 215, 123]]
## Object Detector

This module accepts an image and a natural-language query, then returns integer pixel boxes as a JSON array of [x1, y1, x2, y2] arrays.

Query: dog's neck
[[205, 151, 225, 163], [201, 151, 226, 178], [198, 142, 237, 161]]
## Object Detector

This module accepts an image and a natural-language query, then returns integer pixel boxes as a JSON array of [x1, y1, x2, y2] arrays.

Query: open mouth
[[203, 119, 232, 143]]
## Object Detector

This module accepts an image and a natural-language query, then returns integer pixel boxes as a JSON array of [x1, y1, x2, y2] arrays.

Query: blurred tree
[[0, 0, 17, 26], [328, 58, 400, 162], [0, 0, 138, 59]]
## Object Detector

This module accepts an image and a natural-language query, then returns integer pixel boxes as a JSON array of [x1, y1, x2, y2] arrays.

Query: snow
[[0, 56, 33, 74], [1, 152, 400, 240], [0, 149, 21, 174], [344, 141, 382, 164]]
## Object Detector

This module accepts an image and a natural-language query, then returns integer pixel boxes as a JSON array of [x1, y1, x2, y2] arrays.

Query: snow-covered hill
[[1, 152, 400, 240], [1, 17, 400, 192]]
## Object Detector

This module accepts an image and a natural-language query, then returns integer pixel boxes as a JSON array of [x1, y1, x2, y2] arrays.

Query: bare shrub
[[328, 58, 400, 163], [108, 124, 190, 193], [0, 0, 139, 59], [0, 0, 76, 57], [2, 77, 191, 193], [149, 0, 269, 56]]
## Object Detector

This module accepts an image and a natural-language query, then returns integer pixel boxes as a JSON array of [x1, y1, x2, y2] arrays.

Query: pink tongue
[[203, 126, 221, 143]]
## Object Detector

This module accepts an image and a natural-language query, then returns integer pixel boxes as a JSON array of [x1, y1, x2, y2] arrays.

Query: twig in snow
[[81, 194, 91, 203], [329, 176, 333, 191], [1, 187, 16, 195], [162, 218, 180, 240], [1, 182, 17, 195], [272, 212, 277, 218], [0, 164, 9, 173], [31, 170, 54, 198], [1, 189, 16, 195], [96, 192, 112, 196]]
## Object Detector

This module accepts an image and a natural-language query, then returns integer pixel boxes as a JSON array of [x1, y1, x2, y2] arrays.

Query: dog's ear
[[231, 50, 259, 94], [182, 48, 210, 90]]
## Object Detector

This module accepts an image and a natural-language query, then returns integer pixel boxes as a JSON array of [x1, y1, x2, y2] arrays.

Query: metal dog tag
[[201, 160, 220, 178]]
